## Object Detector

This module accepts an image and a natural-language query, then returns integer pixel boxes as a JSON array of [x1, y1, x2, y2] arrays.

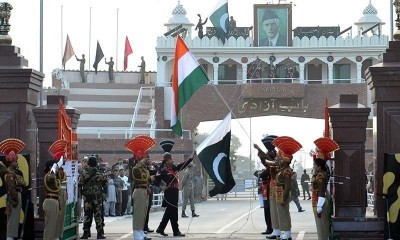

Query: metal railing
[[155, 78, 365, 86], [76, 127, 192, 139], [130, 86, 155, 135]]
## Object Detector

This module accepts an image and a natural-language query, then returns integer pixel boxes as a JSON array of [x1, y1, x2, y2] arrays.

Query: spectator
[[301, 169, 311, 200], [104, 174, 116, 217], [113, 169, 123, 216], [119, 169, 129, 216], [290, 172, 305, 212]]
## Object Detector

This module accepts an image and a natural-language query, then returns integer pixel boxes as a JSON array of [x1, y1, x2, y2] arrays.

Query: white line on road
[[296, 230, 305, 240], [216, 206, 259, 234], [114, 231, 133, 240]]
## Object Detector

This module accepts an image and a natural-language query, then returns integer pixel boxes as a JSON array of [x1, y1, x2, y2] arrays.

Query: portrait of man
[[254, 4, 291, 47]]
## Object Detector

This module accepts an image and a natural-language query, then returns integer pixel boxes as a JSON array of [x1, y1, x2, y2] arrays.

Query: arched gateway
[[154, 83, 367, 134]]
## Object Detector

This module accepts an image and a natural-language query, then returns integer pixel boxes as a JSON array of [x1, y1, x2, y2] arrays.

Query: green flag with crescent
[[210, 0, 229, 44], [196, 112, 235, 197]]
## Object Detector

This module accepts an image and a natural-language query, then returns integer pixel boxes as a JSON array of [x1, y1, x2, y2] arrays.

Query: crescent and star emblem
[[213, 152, 227, 184], [219, 13, 229, 33]]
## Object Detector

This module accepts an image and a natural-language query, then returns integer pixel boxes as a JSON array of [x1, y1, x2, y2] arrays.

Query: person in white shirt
[[119, 169, 130, 216]]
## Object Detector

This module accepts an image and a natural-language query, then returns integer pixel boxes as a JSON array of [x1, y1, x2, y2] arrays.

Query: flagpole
[[116, 8, 119, 71], [88, 6, 92, 72], [61, 5, 63, 63], [39, 0, 43, 106]]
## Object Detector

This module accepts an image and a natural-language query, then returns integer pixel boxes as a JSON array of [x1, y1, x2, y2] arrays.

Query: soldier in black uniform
[[155, 140, 196, 237], [79, 155, 108, 239]]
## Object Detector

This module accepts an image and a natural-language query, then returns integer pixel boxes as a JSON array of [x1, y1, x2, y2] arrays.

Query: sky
[[6, 0, 392, 88]]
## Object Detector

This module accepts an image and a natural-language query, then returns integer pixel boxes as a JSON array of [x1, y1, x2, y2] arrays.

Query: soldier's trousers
[[83, 199, 104, 232], [7, 192, 21, 238], [43, 198, 59, 240], [182, 188, 195, 212], [269, 195, 279, 229], [57, 189, 67, 238]]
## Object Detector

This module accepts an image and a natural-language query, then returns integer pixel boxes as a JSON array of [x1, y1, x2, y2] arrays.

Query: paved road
[[80, 198, 320, 239]]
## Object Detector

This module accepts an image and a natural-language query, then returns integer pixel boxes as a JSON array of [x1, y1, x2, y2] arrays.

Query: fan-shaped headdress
[[0, 138, 26, 162], [313, 137, 339, 161], [272, 136, 302, 163], [48, 139, 68, 161], [124, 135, 156, 160]]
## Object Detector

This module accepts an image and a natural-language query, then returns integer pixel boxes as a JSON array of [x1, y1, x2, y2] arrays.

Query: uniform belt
[[15, 187, 22, 192], [135, 186, 147, 189], [46, 194, 59, 200]]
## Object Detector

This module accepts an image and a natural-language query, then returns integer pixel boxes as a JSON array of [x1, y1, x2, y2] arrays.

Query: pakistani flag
[[170, 36, 209, 136], [210, 0, 229, 44], [196, 112, 235, 197]]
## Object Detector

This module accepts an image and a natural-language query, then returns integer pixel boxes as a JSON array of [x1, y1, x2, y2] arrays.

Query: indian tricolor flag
[[171, 36, 209, 136]]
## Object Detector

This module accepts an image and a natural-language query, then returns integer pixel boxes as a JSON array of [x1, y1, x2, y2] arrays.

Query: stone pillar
[[299, 63, 305, 83], [242, 63, 247, 84], [213, 64, 219, 84], [0, 45, 43, 211], [328, 62, 333, 84], [32, 95, 80, 216], [330, 94, 383, 238], [366, 41, 400, 218], [356, 62, 362, 83]]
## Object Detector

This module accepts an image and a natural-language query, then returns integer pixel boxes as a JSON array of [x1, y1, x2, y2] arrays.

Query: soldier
[[181, 162, 199, 218], [312, 137, 339, 240], [79, 155, 108, 239], [0, 138, 26, 240], [48, 139, 68, 239], [253, 135, 278, 237], [123, 135, 156, 240], [300, 169, 311, 200], [155, 140, 195, 237], [75, 54, 86, 83], [43, 159, 61, 240], [272, 136, 303, 240], [131, 152, 152, 240]]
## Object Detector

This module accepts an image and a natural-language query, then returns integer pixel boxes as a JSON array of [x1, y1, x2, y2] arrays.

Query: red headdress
[[272, 136, 302, 162], [313, 137, 339, 161], [0, 138, 26, 162], [48, 139, 68, 161], [124, 135, 156, 160]]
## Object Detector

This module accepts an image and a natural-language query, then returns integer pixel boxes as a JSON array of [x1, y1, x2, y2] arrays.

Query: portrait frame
[[253, 4, 292, 47]]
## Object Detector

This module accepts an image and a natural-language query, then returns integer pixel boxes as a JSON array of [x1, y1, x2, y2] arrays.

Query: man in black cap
[[155, 140, 196, 237], [259, 9, 287, 46]]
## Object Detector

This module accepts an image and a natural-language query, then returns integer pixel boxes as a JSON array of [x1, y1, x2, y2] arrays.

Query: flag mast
[[61, 5, 63, 61], [116, 8, 119, 71], [88, 6, 92, 72]]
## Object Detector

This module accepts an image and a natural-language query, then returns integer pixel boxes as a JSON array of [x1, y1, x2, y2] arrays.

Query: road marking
[[114, 231, 133, 240], [296, 230, 305, 240], [216, 206, 259, 234]]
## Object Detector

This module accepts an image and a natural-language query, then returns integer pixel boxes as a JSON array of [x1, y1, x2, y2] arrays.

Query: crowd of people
[[73, 138, 203, 240]]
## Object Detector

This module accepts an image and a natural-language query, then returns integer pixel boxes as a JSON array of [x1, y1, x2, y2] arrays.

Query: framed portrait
[[253, 4, 292, 47]]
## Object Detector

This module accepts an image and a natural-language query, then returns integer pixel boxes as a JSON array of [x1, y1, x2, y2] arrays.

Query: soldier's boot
[[80, 231, 91, 239], [97, 228, 106, 239], [192, 210, 199, 217], [181, 211, 188, 218]]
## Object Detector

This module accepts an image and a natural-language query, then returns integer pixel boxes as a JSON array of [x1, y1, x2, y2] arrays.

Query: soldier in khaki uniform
[[48, 139, 69, 239], [124, 135, 156, 240], [312, 137, 339, 240], [0, 138, 26, 240], [43, 160, 61, 240], [272, 136, 303, 240]]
